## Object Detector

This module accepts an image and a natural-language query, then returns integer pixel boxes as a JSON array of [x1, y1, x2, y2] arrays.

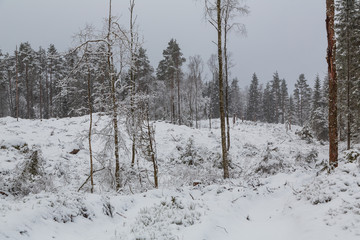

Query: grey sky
[[0, 0, 327, 90]]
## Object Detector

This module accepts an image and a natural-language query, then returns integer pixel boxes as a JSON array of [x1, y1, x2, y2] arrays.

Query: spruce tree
[[247, 73, 260, 121], [293, 74, 311, 126]]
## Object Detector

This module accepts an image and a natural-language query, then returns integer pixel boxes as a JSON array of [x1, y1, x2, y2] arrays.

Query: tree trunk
[[217, 0, 229, 179], [26, 64, 30, 119], [224, 18, 230, 151], [108, 0, 121, 190], [177, 68, 181, 125], [7, 70, 14, 117], [326, 0, 338, 168], [130, 0, 136, 168], [346, 9, 351, 150], [39, 75, 43, 120], [87, 60, 94, 193]]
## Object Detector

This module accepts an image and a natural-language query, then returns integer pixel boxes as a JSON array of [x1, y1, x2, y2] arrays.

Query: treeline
[[0, 0, 359, 145]]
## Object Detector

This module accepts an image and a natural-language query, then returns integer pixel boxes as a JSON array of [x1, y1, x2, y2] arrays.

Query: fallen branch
[[216, 225, 228, 234], [0, 191, 9, 197], [77, 167, 105, 192], [116, 212, 127, 218]]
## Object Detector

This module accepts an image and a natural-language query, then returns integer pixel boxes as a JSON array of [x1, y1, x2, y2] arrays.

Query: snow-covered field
[[0, 115, 360, 240]]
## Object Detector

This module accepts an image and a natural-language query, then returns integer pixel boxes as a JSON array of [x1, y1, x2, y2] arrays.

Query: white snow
[[0, 115, 359, 239]]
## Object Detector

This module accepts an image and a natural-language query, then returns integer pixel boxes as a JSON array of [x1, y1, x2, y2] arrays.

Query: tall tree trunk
[[15, 46, 19, 121], [224, 18, 230, 151], [45, 67, 49, 119], [130, 0, 136, 168], [146, 100, 158, 188], [87, 60, 94, 193], [177, 68, 181, 125], [195, 76, 198, 129], [108, 0, 121, 190], [7, 70, 14, 117], [26, 64, 30, 119], [217, 0, 229, 179], [49, 64, 53, 118], [346, 8, 351, 150], [326, 0, 338, 168], [39, 75, 43, 121]]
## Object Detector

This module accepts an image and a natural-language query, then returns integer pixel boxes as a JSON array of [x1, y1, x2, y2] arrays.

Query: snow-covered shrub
[[130, 197, 203, 239], [241, 143, 259, 157], [179, 137, 204, 166], [344, 149, 360, 164], [45, 194, 96, 223], [295, 149, 319, 168], [9, 146, 52, 196], [255, 144, 284, 176], [295, 125, 314, 143]]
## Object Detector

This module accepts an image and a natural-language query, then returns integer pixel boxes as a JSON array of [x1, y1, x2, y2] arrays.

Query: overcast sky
[[0, 0, 327, 90]]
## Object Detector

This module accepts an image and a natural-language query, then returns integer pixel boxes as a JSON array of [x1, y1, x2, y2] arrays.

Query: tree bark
[[15, 47, 19, 121], [130, 0, 136, 168], [87, 58, 94, 193], [217, 0, 229, 179], [326, 0, 338, 168], [108, 0, 121, 190], [224, 15, 230, 151]]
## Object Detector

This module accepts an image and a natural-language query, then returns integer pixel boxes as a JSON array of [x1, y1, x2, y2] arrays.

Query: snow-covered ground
[[0, 115, 359, 240]]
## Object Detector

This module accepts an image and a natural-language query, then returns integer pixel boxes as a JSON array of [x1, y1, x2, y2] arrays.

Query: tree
[[310, 75, 328, 141], [187, 55, 204, 128], [280, 79, 289, 124], [222, 0, 249, 150], [335, 0, 360, 150], [204, 0, 229, 178], [293, 74, 311, 126], [326, 0, 338, 167], [271, 72, 281, 123], [156, 39, 186, 124], [247, 73, 260, 121]]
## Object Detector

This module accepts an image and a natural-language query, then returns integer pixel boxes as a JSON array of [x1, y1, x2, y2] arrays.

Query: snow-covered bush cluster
[[130, 197, 203, 240], [254, 143, 286, 176]]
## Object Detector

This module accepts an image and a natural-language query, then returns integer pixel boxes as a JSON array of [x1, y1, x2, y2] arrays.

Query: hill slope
[[0, 115, 359, 239]]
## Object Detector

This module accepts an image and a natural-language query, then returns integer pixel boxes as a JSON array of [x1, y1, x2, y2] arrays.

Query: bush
[[295, 125, 314, 143]]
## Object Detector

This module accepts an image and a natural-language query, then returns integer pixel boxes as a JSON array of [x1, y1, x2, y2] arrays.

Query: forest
[[0, 0, 360, 239]]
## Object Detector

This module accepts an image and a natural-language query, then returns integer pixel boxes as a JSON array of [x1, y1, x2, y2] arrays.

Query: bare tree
[[188, 55, 204, 128], [326, 0, 338, 168], [204, 0, 229, 178], [15, 46, 19, 121], [223, 0, 249, 150]]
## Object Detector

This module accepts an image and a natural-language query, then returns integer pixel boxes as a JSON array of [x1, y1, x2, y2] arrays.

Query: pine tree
[[247, 73, 260, 121], [310, 75, 328, 141], [271, 71, 281, 123], [280, 79, 289, 124], [326, 0, 338, 167], [293, 74, 311, 126], [156, 39, 186, 124], [335, 0, 360, 149]]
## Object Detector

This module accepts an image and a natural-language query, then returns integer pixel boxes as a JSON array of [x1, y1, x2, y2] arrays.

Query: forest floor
[[0, 114, 360, 240]]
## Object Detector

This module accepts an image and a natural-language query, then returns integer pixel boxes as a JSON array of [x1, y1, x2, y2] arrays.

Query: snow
[[0, 114, 359, 239]]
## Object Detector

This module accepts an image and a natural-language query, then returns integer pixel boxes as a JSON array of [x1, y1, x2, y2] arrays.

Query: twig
[[116, 212, 127, 218], [189, 193, 195, 200], [216, 225, 228, 234], [77, 167, 105, 192], [0, 191, 9, 197]]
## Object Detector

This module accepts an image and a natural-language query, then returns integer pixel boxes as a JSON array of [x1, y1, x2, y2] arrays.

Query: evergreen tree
[[247, 73, 260, 121], [280, 79, 289, 124], [335, 0, 360, 149], [229, 78, 242, 119], [271, 71, 281, 123], [293, 74, 311, 126], [156, 39, 185, 124], [310, 75, 328, 141]]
